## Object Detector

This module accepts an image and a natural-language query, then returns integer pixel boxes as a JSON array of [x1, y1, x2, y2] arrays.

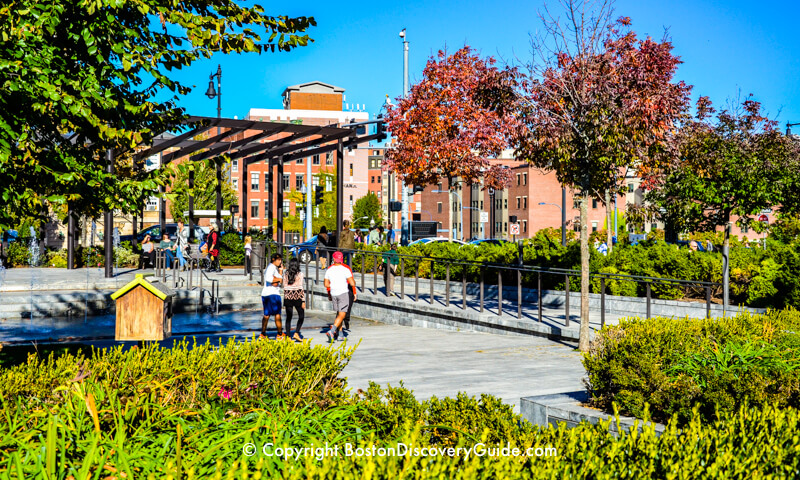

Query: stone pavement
[[0, 310, 582, 412]]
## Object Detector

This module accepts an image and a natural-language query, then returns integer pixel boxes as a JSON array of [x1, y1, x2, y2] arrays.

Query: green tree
[[512, 1, 690, 351], [168, 160, 237, 223], [643, 96, 800, 240], [0, 1, 315, 229], [351, 192, 382, 230]]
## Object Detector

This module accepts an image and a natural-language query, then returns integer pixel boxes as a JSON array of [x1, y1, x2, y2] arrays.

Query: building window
[[628, 183, 635, 193], [295, 174, 303, 191], [251, 172, 259, 191], [282, 174, 290, 190], [437, 183, 442, 192], [231, 160, 238, 173], [480, 200, 483, 210], [297, 157, 303, 164], [453, 201, 458, 212], [651, 223, 658, 231], [312, 176, 319, 187], [250, 200, 259, 219], [592, 221, 598, 232], [312, 155, 320, 165], [283, 200, 289, 217], [516, 173, 521, 186], [523, 220, 528, 233], [741, 224, 749, 234], [504, 222, 508, 232], [504, 199, 507, 209], [371, 176, 375, 184], [523, 173, 527, 185], [592, 199, 598, 209], [516, 197, 520, 209], [326, 153, 333, 165], [437, 202, 442, 214], [573, 198, 580, 209], [523, 197, 527, 209], [349, 164, 353, 176], [232, 178, 238, 191]]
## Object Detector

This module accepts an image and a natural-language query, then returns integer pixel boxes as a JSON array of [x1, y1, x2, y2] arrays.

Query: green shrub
[[5, 241, 30, 267], [46, 249, 68, 268], [583, 309, 800, 424], [219, 233, 244, 266]]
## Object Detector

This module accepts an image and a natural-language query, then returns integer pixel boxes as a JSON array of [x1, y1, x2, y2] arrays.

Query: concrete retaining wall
[[519, 391, 666, 436]]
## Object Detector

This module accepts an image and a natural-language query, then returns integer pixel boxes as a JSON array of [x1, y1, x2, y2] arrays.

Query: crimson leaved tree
[[513, 0, 691, 351], [384, 47, 518, 237]]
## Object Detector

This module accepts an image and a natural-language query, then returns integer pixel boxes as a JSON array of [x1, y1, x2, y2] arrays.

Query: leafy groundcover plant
[[1, 337, 800, 477], [584, 308, 800, 424]]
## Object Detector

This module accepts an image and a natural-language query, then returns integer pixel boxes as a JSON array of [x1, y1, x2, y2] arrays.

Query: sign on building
[[479, 211, 489, 223], [510, 223, 520, 235]]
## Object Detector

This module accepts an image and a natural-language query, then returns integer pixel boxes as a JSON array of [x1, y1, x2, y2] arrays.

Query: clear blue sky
[[172, 0, 800, 130]]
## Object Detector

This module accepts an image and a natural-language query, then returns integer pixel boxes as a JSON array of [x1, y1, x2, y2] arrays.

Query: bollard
[[445, 264, 450, 307], [415, 263, 420, 302], [517, 269, 522, 320], [400, 257, 405, 299], [565, 275, 570, 328], [373, 253, 378, 295], [537, 272, 542, 322], [361, 252, 366, 293], [430, 260, 435, 305], [600, 277, 606, 328], [462, 267, 467, 311], [646, 282, 652, 319], [498, 270, 503, 316], [706, 285, 711, 319], [480, 269, 485, 313]]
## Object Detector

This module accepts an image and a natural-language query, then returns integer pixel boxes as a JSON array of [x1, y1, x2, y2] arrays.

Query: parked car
[[468, 239, 508, 246], [409, 237, 467, 246], [289, 235, 318, 264], [119, 224, 207, 244]]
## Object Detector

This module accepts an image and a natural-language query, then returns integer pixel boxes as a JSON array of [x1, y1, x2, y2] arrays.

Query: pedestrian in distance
[[376, 226, 385, 246], [386, 223, 395, 243], [175, 220, 188, 270], [260, 253, 284, 339], [282, 257, 306, 341], [244, 235, 253, 274], [324, 251, 357, 343], [206, 225, 221, 272], [339, 219, 355, 265], [368, 226, 380, 246], [317, 225, 330, 269], [382, 243, 400, 296]]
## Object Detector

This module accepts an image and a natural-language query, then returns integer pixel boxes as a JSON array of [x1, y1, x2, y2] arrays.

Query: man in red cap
[[324, 250, 357, 342]]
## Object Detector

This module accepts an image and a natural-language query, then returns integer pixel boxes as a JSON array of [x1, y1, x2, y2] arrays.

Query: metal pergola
[[67, 115, 385, 276]]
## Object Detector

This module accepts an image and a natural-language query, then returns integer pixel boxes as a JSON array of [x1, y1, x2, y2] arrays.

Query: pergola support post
[[277, 155, 284, 243], [104, 148, 114, 278], [241, 158, 248, 234], [336, 139, 344, 246]]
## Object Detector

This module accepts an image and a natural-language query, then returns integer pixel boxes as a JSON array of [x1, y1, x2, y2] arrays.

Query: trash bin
[[111, 273, 174, 341]]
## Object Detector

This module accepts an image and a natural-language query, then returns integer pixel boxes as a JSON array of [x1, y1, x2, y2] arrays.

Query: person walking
[[324, 251, 357, 343], [339, 219, 355, 265], [282, 258, 306, 341], [207, 225, 221, 272], [317, 225, 330, 269], [175, 221, 188, 270], [260, 253, 284, 339], [382, 243, 400, 296], [367, 226, 379, 246], [244, 235, 253, 274]]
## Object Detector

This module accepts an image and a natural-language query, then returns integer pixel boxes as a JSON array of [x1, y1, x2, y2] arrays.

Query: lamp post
[[788, 122, 800, 136], [539, 201, 567, 246], [205, 64, 223, 230], [399, 29, 410, 246]]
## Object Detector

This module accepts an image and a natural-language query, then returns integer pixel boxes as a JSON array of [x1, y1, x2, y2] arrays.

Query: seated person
[[139, 234, 155, 268], [158, 233, 177, 268]]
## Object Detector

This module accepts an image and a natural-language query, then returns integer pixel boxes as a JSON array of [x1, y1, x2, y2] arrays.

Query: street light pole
[[539, 201, 566, 246], [788, 122, 800, 136], [206, 64, 223, 230], [400, 29, 410, 246]]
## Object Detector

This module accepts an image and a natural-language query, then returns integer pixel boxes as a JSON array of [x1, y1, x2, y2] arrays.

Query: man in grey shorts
[[324, 251, 357, 342]]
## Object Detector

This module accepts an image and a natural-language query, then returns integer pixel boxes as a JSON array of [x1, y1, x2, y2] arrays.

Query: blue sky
[[172, 0, 800, 130]]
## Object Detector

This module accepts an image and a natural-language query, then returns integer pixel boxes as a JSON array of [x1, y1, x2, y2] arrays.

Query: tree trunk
[[579, 191, 591, 351], [605, 190, 612, 254]]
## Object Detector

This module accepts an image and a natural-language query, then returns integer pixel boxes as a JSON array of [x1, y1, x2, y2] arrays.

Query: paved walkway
[[0, 310, 582, 411]]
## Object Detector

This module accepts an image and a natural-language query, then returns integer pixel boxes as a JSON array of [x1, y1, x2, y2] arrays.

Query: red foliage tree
[[384, 46, 519, 191], [513, 3, 691, 350]]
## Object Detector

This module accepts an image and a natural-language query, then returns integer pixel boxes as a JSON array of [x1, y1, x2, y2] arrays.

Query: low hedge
[[583, 309, 800, 424], [2, 338, 800, 477]]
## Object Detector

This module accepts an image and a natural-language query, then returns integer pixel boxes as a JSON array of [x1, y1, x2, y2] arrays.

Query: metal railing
[[263, 241, 722, 325]]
